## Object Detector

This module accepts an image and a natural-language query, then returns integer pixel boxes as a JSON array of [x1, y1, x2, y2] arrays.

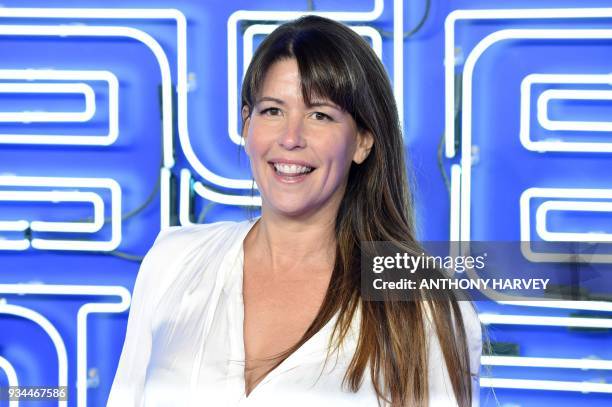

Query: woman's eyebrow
[[308, 101, 341, 110], [255, 96, 285, 105], [254, 96, 340, 110]]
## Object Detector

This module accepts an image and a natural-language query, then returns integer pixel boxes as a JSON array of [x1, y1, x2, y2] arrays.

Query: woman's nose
[[277, 117, 306, 149]]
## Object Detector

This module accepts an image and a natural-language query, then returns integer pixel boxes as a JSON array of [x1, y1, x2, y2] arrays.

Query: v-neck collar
[[226, 217, 340, 401]]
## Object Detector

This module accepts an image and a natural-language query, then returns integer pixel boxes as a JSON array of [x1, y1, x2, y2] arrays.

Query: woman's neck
[[245, 209, 336, 276]]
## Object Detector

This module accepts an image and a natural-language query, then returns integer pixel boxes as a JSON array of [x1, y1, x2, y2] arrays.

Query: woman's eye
[[312, 112, 332, 121], [261, 107, 281, 116]]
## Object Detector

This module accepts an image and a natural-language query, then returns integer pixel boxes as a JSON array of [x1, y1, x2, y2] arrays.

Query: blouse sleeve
[[106, 227, 178, 407]]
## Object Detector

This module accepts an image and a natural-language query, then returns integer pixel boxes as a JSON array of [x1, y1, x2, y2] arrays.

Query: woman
[[108, 15, 482, 407]]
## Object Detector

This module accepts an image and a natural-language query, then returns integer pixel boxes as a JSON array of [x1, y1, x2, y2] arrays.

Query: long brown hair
[[241, 15, 474, 406]]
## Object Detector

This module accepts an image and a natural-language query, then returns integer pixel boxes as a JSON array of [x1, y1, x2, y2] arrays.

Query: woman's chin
[[274, 206, 312, 218], [265, 200, 316, 218]]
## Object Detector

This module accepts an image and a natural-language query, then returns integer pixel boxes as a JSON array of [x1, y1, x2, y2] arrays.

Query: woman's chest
[[242, 261, 332, 359], [243, 282, 325, 356]]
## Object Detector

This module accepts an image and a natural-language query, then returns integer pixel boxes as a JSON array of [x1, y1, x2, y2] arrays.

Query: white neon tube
[[480, 377, 612, 393], [0, 355, 19, 407], [0, 219, 29, 232], [0, 82, 95, 122], [0, 190, 104, 233], [160, 167, 172, 230], [538, 89, 612, 132], [536, 200, 612, 242], [498, 299, 612, 312], [449, 164, 461, 242], [0, 239, 30, 251], [0, 175, 121, 252], [393, 0, 403, 132], [194, 181, 262, 207], [520, 73, 612, 153], [479, 313, 612, 329], [520, 187, 612, 262], [0, 69, 118, 145], [75, 291, 130, 407], [482, 355, 612, 370], [179, 168, 194, 226]]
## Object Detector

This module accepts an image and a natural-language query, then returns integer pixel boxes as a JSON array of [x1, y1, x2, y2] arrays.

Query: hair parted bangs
[[241, 18, 369, 130]]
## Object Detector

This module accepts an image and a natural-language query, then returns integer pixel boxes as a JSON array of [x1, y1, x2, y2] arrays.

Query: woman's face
[[243, 58, 372, 219]]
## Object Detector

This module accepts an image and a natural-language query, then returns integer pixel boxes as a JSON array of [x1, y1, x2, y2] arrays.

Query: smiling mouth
[[270, 162, 315, 176]]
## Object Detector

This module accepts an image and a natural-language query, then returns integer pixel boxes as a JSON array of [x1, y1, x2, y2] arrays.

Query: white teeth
[[273, 163, 313, 175]]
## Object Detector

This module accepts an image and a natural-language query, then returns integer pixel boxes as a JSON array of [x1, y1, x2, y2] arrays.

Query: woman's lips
[[269, 162, 315, 184]]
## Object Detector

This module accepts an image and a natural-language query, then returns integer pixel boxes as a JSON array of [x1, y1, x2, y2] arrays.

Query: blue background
[[0, 0, 611, 406]]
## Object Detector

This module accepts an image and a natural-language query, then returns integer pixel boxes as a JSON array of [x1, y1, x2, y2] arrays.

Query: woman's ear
[[353, 130, 374, 164], [241, 105, 251, 141]]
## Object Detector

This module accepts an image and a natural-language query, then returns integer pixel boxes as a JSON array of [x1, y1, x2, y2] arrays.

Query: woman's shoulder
[[145, 219, 255, 261], [133, 219, 254, 324], [152, 220, 244, 248], [137, 219, 252, 295]]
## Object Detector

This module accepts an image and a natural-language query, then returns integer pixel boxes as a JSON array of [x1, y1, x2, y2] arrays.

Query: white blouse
[[107, 218, 482, 407]]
